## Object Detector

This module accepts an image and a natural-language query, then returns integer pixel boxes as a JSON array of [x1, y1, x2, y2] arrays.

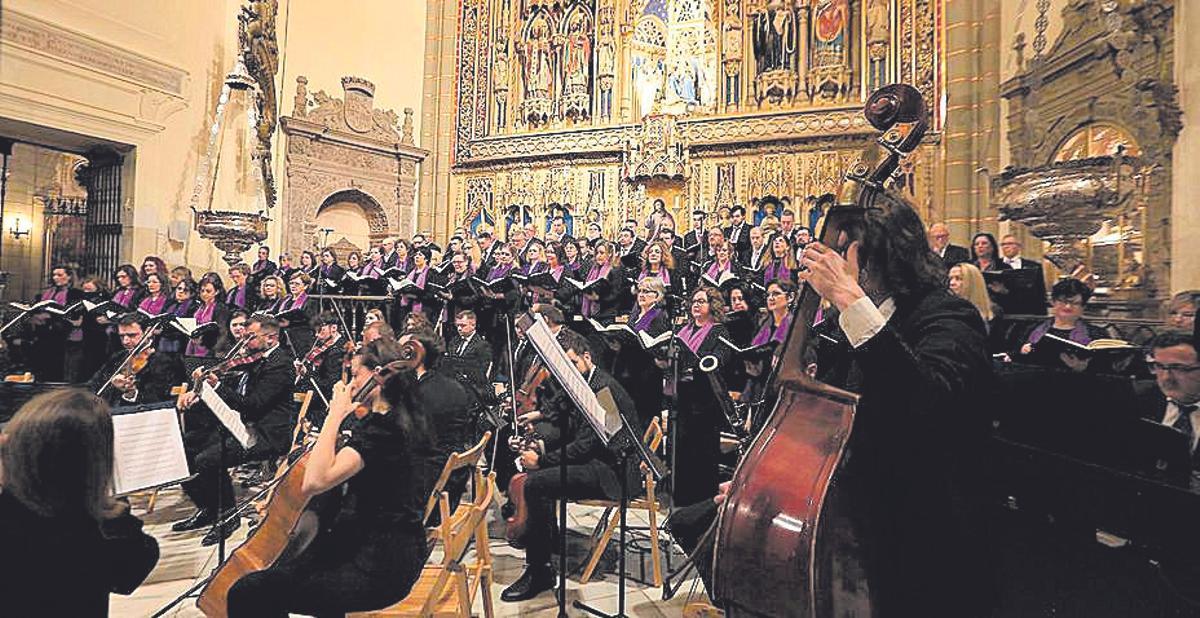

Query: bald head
[[928, 222, 950, 251]]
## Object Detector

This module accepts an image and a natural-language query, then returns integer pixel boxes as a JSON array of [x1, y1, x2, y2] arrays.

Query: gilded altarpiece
[[446, 0, 942, 238]]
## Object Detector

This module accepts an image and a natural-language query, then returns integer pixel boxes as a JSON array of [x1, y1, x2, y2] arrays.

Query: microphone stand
[[660, 319, 688, 589]]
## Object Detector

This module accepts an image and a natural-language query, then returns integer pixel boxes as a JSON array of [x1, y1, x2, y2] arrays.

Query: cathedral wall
[[0, 0, 428, 284], [1172, 1, 1200, 291]]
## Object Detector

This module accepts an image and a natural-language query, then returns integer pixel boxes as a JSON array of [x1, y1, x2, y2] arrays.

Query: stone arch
[[294, 188, 390, 255]]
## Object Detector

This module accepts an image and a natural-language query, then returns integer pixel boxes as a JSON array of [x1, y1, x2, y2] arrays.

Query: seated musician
[[294, 312, 347, 426], [224, 339, 431, 617], [174, 316, 298, 546], [1144, 331, 1200, 463], [87, 314, 186, 406], [361, 320, 395, 346], [793, 199, 992, 615], [0, 389, 160, 615], [502, 329, 640, 602], [404, 328, 474, 508]]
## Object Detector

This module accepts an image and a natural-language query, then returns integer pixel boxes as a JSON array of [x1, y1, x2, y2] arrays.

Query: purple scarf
[[113, 287, 138, 309], [487, 263, 513, 282], [580, 263, 611, 317], [139, 294, 167, 315], [678, 321, 714, 354], [639, 267, 670, 286], [361, 261, 383, 278], [1028, 319, 1092, 346], [751, 313, 792, 346], [632, 306, 661, 332], [41, 286, 82, 341], [186, 301, 218, 356], [522, 261, 547, 276], [763, 261, 792, 285], [403, 267, 429, 312], [285, 292, 308, 311], [705, 260, 731, 279], [550, 265, 565, 282]]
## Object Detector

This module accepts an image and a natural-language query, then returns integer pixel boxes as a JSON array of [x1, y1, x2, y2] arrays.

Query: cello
[[195, 338, 425, 618], [710, 84, 929, 616]]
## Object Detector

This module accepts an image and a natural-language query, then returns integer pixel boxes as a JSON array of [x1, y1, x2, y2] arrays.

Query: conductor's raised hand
[[797, 241, 867, 311]]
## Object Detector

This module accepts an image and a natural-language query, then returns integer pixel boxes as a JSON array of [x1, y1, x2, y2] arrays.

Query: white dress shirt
[[1004, 256, 1026, 269], [1161, 400, 1200, 452], [838, 296, 898, 348]]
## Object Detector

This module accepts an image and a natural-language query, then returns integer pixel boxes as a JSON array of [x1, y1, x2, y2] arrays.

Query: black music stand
[[574, 419, 664, 618]]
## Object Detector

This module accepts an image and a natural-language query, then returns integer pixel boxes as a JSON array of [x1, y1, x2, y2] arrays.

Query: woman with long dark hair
[[0, 389, 159, 615], [225, 339, 431, 617], [111, 265, 143, 310], [137, 273, 170, 315], [970, 232, 1010, 273], [187, 275, 232, 357]]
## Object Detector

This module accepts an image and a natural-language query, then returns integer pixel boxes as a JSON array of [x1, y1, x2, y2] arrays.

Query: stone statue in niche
[[865, 0, 890, 90], [494, 50, 511, 129], [634, 56, 666, 120], [597, 39, 616, 119], [519, 16, 555, 125], [753, 0, 797, 74], [559, 11, 593, 120]]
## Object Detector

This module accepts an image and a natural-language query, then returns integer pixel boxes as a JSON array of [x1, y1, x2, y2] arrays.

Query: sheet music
[[111, 404, 190, 495], [523, 314, 618, 443], [199, 382, 257, 449]]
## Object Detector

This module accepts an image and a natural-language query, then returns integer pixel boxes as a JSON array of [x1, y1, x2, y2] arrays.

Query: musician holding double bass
[[793, 200, 993, 616], [226, 338, 432, 617]]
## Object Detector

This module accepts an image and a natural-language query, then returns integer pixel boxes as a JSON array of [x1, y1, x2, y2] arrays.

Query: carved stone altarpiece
[[281, 76, 428, 257]]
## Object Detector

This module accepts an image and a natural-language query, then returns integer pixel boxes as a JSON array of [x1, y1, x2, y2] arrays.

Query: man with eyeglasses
[[928, 222, 970, 269], [1145, 332, 1200, 462], [174, 316, 299, 546]]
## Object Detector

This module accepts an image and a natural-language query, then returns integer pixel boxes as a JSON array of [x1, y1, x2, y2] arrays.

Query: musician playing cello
[[502, 329, 641, 603], [672, 199, 992, 616], [226, 338, 432, 617]]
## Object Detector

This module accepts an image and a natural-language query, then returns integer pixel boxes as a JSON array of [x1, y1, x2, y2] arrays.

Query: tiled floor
[[110, 486, 709, 617]]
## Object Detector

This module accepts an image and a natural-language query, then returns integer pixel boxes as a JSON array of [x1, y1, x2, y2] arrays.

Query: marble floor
[[111, 485, 709, 617]]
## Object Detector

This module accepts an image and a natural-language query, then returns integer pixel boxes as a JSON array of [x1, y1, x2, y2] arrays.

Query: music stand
[[519, 314, 666, 618]]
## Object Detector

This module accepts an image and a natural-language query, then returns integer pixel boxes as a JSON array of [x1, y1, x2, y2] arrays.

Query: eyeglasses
[[1149, 362, 1200, 375], [691, 299, 710, 305], [766, 290, 786, 298], [1053, 298, 1084, 307]]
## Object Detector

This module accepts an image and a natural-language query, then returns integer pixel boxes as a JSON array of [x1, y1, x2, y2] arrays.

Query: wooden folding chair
[[349, 472, 499, 618], [577, 417, 667, 587], [423, 431, 492, 541]]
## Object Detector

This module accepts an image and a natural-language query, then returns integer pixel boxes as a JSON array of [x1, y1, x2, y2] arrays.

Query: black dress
[[0, 493, 159, 616], [672, 322, 731, 506], [227, 411, 431, 617]]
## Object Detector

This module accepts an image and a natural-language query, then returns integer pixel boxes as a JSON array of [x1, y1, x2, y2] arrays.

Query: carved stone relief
[[281, 75, 427, 257]]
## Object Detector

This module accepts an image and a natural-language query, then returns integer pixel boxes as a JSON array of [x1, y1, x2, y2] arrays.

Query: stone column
[[940, 0, 1002, 244], [420, 0, 461, 240], [1172, 0, 1200, 291]]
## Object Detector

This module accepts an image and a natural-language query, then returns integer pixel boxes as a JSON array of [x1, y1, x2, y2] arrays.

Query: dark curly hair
[[843, 191, 947, 303]]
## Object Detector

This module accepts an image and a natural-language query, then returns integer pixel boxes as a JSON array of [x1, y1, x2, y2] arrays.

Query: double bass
[[710, 84, 929, 616]]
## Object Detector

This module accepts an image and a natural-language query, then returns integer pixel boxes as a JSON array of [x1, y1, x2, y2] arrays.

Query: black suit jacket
[[837, 288, 992, 614], [940, 244, 971, 268], [88, 348, 186, 406], [216, 347, 298, 455], [724, 223, 752, 261], [444, 332, 493, 387]]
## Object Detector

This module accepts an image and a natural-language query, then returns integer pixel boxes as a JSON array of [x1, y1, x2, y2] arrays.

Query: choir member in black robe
[[672, 285, 732, 507], [25, 266, 83, 382]]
